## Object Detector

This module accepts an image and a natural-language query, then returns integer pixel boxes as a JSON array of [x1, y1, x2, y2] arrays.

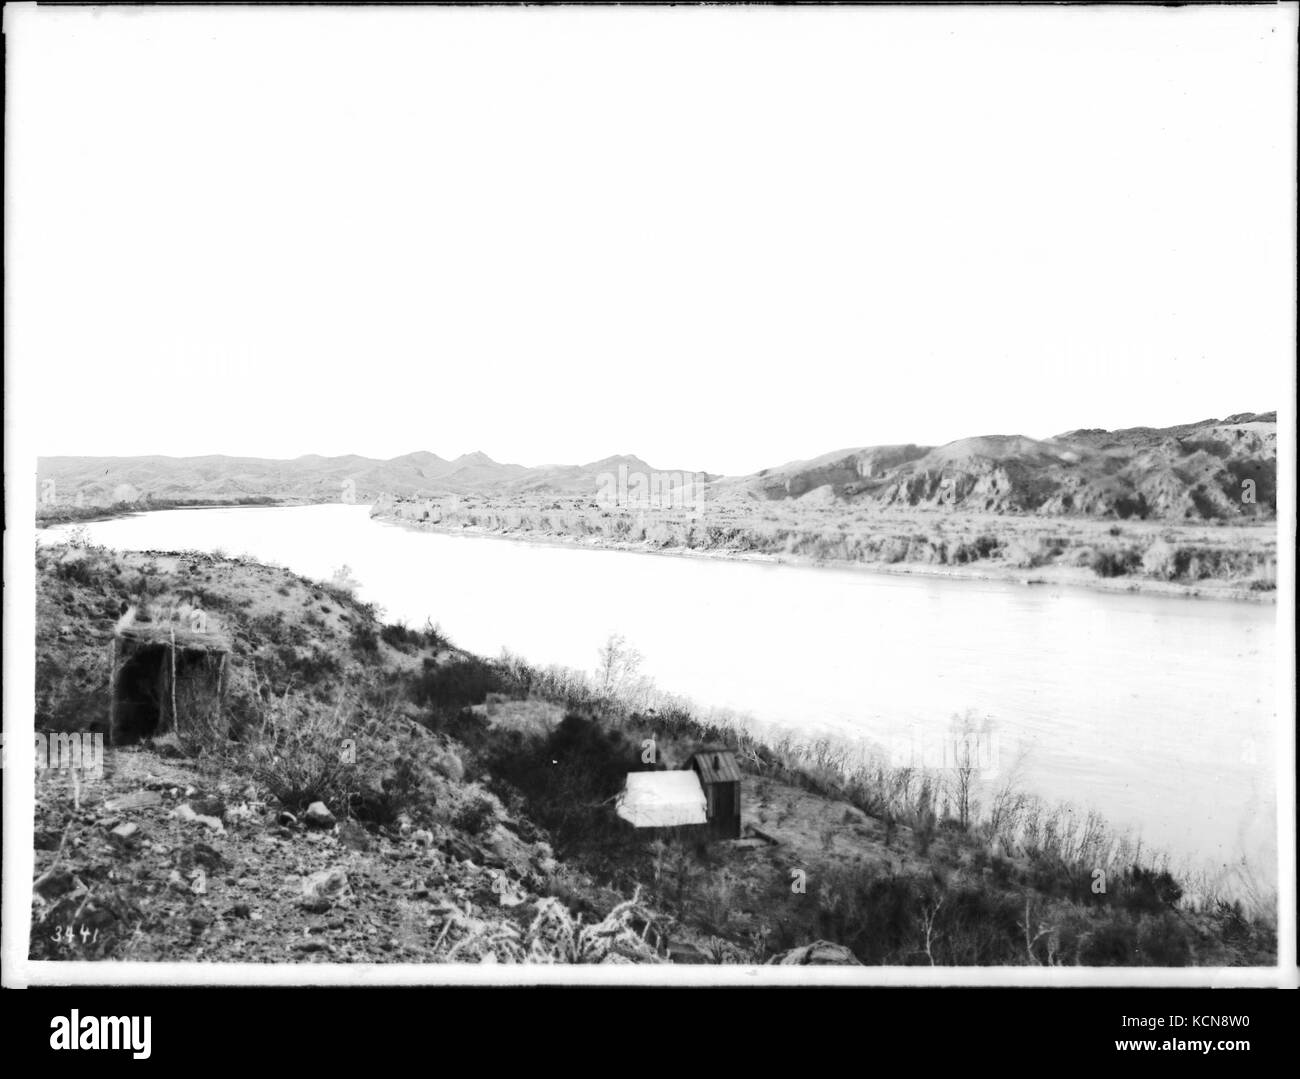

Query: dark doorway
[[711, 782, 739, 838], [112, 642, 226, 744], [114, 644, 169, 742]]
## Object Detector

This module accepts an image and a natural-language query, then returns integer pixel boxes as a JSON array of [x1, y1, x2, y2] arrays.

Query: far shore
[[35, 499, 1278, 604], [34, 497, 302, 528], [370, 510, 1279, 604]]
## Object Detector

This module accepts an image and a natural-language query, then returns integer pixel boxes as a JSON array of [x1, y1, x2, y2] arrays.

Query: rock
[[34, 829, 64, 851], [172, 804, 226, 834], [277, 811, 298, 827], [489, 871, 526, 908], [301, 867, 350, 907], [483, 826, 535, 876], [411, 829, 434, 848], [182, 842, 225, 872], [34, 868, 75, 900], [105, 790, 163, 813], [193, 797, 227, 820], [767, 940, 863, 966], [338, 820, 372, 852], [303, 802, 336, 828], [110, 822, 140, 840], [292, 939, 331, 954]]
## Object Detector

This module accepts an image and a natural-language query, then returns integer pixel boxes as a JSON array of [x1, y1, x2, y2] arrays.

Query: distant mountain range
[[35, 450, 708, 507], [37, 411, 1277, 520]]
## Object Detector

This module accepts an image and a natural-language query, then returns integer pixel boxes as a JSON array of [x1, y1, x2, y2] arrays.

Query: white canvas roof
[[616, 770, 708, 828]]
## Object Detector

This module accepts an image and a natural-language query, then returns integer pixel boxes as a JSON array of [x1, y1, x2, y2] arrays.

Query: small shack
[[109, 603, 231, 745], [686, 748, 742, 839], [615, 771, 707, 830], [615, 746, 744, 839]]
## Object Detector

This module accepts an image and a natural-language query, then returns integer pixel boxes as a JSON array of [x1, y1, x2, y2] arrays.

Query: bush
[[381, 621, 422, 651], [485, 713, 633, 853], [250, 696, 355, 812], [411, 656, 503, 713], [1116, 865, 1183, 915], [350, 623, 380, 656], [347, 729, 455, 827], [1141, 539, 1179, 580], [1077, 919, 1139, 965], [1137, 914, 1193, 966], [451, 788, 501, 835], [1090, 546, 1140, 578]]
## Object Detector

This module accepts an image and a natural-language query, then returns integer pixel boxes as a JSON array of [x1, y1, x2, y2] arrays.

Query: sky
[[5, 4, 1296, 476]]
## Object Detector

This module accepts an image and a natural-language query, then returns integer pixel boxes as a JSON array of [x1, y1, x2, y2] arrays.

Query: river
[[38, 504, 1278, 881]]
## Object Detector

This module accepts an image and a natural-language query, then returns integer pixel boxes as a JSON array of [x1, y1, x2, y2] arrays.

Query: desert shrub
[[948, 533, 1000, 565], [933, 886, 1025, 965], [36, 656, 112, 735], [1141, 539, 1179, 580], [366, 734, 443, 825], [1115, 865, 1183, 915], [450, 788, 501, 836], [350, 623, 380, 656], [1089, 546, 1141, 578], [411, 656, 503, 713], [286, 647, 340, 686], [1136, 914, 1194, 966], [1069, 913, 1138, 965], [432, 743, 466, 783], [248, 613, 291, 646], [1001, 538, 1049, 569], [485, 713, 634, 853], [249, 695, 355, 812], [337, 726, 466, 827], [53, 556, 100, 588], [381, 621, 421, 651]]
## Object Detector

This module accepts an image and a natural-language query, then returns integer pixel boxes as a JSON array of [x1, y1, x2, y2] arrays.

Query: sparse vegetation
[[31, 545, 1277, 966]]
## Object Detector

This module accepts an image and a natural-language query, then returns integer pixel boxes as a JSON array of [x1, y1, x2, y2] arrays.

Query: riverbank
[[32, 543, 1277, 966], [371, 507, 1279, 604], [36, 497, 291, 528]]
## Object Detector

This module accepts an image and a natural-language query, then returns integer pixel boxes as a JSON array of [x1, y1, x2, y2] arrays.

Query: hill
[[38, 412, 1275, 523], [710, 412, 1277, 520]]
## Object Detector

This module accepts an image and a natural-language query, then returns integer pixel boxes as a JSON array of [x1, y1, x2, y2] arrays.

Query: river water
[[39, 504, 1278, 879]]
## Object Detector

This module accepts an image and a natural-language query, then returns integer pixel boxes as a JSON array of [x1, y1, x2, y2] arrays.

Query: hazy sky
[[6, 5, 1296, 475]]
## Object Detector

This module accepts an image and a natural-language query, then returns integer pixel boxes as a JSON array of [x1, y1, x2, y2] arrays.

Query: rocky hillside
[[712, 413, 1277, 520]]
